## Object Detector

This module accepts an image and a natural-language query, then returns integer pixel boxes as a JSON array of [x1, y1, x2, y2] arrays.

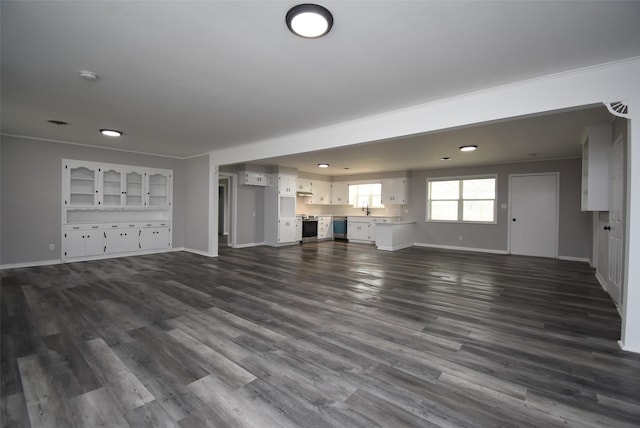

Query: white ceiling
[[2, 1, 639, 168]]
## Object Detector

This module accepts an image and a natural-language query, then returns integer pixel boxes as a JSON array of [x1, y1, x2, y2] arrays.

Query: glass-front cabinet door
[[101, 167, 123, 207], [146, 169, 171, 207], [124, 170, 145, 207], [64, 161, 100, 207]]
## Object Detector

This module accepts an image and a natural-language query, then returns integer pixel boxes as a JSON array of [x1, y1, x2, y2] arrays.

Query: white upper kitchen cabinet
[[309, 180, 331, 204], [331, 182, 350, 205], [124, 169, 145, 208], [63, 160, 101, 208], [278, 174, 297, 197], [243, 171, 269, 186], [296, 177, 312, 193], [146, 168, 172, 208], [381, 178, 408, 205], [101, 165, 124, 207]]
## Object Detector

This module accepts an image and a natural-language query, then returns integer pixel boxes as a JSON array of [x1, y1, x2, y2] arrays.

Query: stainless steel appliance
[[302, 216, 318, 243], [333, 216, 347, 240]]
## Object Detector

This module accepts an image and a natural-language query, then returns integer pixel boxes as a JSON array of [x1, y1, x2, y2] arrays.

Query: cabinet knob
[[604, 226, 611, 231]]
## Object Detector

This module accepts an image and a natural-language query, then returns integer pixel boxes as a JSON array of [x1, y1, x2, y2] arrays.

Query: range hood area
[[297, 190, 313, 196]]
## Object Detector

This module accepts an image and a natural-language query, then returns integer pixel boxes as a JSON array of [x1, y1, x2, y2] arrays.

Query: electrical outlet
[[49, 243, 55, 251]]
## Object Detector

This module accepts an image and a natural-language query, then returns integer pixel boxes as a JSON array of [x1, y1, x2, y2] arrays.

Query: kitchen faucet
[[362, 202, 370, 216]]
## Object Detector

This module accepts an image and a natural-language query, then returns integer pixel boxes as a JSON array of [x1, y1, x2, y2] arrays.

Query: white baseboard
[[618, 340, 640, 354], [231, 242, 265, 249], [0, 259, 62, 270], [181, 248, 217, 257], [558, 255, 590, 263], [377, 243, 415, 252], [414, 243, 508, 255]]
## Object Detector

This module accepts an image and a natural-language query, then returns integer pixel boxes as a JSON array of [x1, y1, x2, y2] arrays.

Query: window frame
[[426, 174, 498, 224], [348, 181, 385, 209]]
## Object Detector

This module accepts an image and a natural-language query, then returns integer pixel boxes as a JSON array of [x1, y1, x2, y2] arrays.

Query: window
[[349, 183, 384, 208], [427, 176, 496, 223]]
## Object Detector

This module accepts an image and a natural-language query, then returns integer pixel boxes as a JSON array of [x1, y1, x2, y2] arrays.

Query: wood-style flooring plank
[[3, 242, 640, 427]]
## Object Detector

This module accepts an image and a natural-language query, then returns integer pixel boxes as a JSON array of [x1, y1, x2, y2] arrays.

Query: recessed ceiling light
[[286, 4, 333, 38], [79, 70, 98, 81], [100, 129, 123, 137], [317, 163, 330, 168], [459, 145, 478, 152], [48, 120, 69, 126], [440, 157, 451, 160]]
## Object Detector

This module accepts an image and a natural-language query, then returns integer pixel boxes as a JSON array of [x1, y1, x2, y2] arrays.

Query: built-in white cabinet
[[63, 224, 105, 258], [104, 223, 140, 254], [318, 216, 333, 240], [296, 178, 312, 194], [278, 217, 297, 243], [296, 217, 303, 242], [278, 174, 297, 197], [62, 159, 173, 262], [331, 182, 350, 205], [139, 222, 171, 250], [581, 124, 611, 211], [265, 173, 298, 246], [348, 218, 373, 243], [64, 161, 101, 207], [381, 178, 408, 205], [309, 180, 331, 204], [124, 169, 145, 207], [243, 171, 269, 186], [63, 160, 172, 209], [347, 217, 399, 244], [146, 169, 172, 208]]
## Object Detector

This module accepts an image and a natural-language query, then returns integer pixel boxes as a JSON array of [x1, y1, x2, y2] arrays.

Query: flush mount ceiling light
[[100, 129, 123, 137], [317, 163, 330, 168], [286, 4, 333, 38], [459, 145, 478, 152]]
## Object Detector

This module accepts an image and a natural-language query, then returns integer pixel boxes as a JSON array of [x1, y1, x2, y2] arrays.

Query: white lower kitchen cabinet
[[63, 224, 105, 258], [140, 222, 171, 250], [105, 223, 140, 254], [296, 217, 303, 242], [278, 217, 297, 243], [347, 218, 373, 243], [318, 216, 333, 240]]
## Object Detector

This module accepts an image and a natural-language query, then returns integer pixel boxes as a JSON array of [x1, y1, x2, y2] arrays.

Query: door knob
[[604, 226, 611, 231], [512, 218, 516, 222]]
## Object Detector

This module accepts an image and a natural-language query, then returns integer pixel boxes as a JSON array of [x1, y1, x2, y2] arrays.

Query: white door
[[607, 135, 624, 305], [509, 174, 558, 258]]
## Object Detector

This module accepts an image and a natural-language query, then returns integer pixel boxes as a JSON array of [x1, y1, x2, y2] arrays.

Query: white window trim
[[349, 182, 384, 208], [426, 174, 498, 224]]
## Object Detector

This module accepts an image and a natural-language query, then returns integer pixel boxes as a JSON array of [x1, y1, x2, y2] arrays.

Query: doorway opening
[[218, 173, 234, 249]]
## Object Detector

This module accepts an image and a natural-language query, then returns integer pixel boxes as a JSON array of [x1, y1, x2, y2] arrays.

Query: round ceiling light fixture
[[100, 129, 123, 137], [459, 145, 478, 152], [286, 4, 333, 38], [317, 163, 330, 168]]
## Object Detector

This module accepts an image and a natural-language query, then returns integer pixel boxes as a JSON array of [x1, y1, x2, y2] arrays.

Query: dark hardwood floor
[[2, 242, 640, 427]]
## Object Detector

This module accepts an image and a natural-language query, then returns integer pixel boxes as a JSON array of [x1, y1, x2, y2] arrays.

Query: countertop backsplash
[[296, 199, 403, 218]]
